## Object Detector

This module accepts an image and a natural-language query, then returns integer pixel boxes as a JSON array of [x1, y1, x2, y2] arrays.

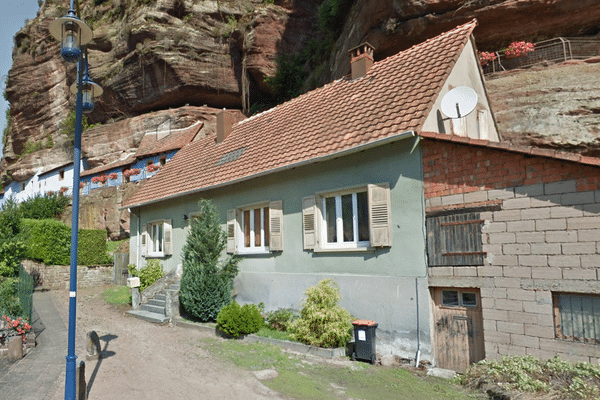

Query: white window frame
[[319, 189, 369, 250], [303, 183, 391, 252], [143, 219, 172, 258], [236, 204, 270, 255]]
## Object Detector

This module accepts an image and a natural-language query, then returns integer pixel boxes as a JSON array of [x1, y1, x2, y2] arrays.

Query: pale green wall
[[131, 137, 426, 279], [129, 136, 431, 359]]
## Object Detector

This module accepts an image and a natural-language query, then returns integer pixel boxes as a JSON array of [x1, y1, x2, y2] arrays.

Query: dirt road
[[46, 286, 282, 399]]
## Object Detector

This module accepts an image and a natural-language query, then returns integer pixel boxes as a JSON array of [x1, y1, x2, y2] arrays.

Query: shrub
[[0, 198, 22, 239], [289, 279, 352, 348], [266, 308, 296, 331], [0, 278, 22, 318], [21, 219, 109, 266], [28, 192, 62, 215], [130, 259, 163, 292], [0, 240, 27, 277], [217, 301, 264, 337], [179, 199, 239, 322]]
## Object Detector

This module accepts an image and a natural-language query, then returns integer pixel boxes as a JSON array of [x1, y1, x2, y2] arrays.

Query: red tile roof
[[419, 131, 600, 168], [123, 20, 478, 208], [135, 121, 203, 158]]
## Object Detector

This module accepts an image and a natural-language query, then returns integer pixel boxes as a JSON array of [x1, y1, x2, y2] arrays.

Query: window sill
[[236, 248, 271, 256], [313, 246, 375, 253], [145, 254, 166, 258]]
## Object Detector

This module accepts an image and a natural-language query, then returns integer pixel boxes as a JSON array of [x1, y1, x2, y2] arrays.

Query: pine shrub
[[289, 279, 352, 348], [179, 199, 239, 322]]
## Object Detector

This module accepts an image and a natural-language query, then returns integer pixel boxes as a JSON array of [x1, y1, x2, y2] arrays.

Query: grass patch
[[101, 285, 131, 305], [107, 239, 128, 254], [255, 326, 295, 341], [199, 338, 484, 400]]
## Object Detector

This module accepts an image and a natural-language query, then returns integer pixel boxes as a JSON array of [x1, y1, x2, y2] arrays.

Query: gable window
[[142, 220, 173, 258], [59, 170, 65, 180], [553, 292, 600, 344], [302, 183, 391, 251], [426, 211, 485, 266], [159, 156, 167, 166], [227, 201, 283, 255]]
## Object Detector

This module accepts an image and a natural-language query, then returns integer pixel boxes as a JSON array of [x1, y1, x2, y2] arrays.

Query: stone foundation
[[22, 259, 114, 290]]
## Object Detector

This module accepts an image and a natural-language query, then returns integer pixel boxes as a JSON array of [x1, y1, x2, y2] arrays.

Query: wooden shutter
[[269, 200, 283, 251], [368, 183, 392, 247], [426, 212, 484, 266], [164, 219, 173, 256], [141, 223, 148, 256], [226, 209, 236, 254], [302, 196, 316, 250]]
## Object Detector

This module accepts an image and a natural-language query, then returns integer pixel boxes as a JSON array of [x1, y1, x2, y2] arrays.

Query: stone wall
[[22, 260, 114, 290], [423, 139, 600, 363]]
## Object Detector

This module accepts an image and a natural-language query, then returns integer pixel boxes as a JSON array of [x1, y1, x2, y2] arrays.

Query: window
[[553, 293, 600, 343], [441, 289, 478, 308], [426, 211, 485, 266], [302, 183, 391, 251], [59, 170, 65, 180], [322, 191, 369, 249], [142, 220, 172, 258], [159, 157, 167, 166], [21, 183, 26, 191], [227, 201, 283, 254]]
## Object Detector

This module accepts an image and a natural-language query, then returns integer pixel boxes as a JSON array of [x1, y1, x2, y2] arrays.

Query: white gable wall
[[422, 37, 499, 141]]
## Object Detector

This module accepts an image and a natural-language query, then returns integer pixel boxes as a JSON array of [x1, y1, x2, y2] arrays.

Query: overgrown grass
[[200, 338, 483, 400], [107, 239, 127, 254], [255, 325, 295, 341], [457, 355, 600, 399], [101, 285, 131, 305]]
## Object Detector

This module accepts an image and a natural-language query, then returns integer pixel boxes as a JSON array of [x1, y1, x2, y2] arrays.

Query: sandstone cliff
[[2, 0, 600, 184]]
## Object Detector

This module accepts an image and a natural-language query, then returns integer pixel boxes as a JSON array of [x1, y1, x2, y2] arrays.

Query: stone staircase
[[127, 278, 180, 324]]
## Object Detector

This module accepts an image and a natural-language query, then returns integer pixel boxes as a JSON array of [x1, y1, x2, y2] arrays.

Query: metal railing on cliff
[[482, 37, 600, 75]]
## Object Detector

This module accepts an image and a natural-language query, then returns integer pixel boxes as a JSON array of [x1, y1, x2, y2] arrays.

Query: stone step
[[155, 294, 166, 301], [141, 304, 165, 315], [148, 298, 166, 307], [126, 310, 169, 324], [168, 283, 180, 290]]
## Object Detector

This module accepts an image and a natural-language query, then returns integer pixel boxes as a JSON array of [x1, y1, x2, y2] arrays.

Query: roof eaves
[[122, 130, 416, 209]]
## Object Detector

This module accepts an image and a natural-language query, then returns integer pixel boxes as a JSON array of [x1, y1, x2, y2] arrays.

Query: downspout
[[414, 135, 428, 368], [129, 207, 141, 268]]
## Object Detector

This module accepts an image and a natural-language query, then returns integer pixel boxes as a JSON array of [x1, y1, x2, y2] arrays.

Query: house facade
[[123, 20, 506, 360]]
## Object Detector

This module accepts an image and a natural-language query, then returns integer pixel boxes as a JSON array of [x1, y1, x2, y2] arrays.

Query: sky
[[0, 1, 41, 158]]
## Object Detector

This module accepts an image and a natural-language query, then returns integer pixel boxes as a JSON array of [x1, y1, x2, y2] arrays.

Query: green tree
[[179, 199, 239, 322]]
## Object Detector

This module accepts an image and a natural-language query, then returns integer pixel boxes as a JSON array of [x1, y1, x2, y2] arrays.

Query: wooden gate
[[113, 252, 129, 285], [431, 287, 485, 373]]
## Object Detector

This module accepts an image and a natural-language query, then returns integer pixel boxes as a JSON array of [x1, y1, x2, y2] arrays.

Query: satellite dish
[[440, 86, 478, 119]]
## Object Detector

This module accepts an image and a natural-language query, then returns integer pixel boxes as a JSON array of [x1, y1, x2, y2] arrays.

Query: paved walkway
[[0, 290, 67, 400]]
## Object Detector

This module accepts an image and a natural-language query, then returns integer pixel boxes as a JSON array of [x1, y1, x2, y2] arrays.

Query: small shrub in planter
[[217, 301, 264, 337], [266, 308, 296, 331], [289, 279, 352, 348]]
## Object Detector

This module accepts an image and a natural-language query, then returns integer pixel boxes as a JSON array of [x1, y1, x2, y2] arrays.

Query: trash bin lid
[[352, 319, 377, 326]]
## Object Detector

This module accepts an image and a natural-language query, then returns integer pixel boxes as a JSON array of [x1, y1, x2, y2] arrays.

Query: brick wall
[[424, 139, 600, 363], [22, 260, 114, 290]]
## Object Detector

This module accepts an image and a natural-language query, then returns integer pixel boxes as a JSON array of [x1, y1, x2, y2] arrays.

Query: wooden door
[[431, 287, 485, 373]]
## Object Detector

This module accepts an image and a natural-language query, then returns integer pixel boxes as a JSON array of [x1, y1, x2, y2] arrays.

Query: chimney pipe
[[349, 43, 375, 80], [216, 109, 234, 143]]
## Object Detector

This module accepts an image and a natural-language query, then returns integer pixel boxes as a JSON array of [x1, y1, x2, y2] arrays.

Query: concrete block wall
[[22, 260, 114, 290], [423, 139, 600, 363]]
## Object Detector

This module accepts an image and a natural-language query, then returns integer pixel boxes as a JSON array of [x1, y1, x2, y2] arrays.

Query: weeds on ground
[[101, 285, 131, 305], [200, 338, 482, 400], [456, 355, 600, 399]]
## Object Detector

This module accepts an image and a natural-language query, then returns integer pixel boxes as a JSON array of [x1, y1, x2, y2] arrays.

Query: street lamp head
[[49, 9, 93, 64], [70, 72, 103, 114]]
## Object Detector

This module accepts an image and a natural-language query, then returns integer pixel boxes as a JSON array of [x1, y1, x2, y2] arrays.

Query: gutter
[[122, 130, 416, 209]]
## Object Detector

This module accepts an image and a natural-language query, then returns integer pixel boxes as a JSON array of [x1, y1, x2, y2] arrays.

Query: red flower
[[108, 172, 118, 180]]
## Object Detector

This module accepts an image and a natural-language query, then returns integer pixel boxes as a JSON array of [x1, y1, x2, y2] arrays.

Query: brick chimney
[[216, 109, 234, 143], [349, 43, 375, 80]]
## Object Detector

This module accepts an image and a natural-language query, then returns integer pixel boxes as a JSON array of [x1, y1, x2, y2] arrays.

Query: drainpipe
[[129, 207, 141, 268]]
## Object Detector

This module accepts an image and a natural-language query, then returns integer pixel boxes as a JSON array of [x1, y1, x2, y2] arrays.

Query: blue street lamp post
[[49, 3, 102, 399]]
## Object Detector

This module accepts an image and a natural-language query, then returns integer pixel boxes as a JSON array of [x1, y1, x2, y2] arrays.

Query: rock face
[[2, 0, 600, 186], [486, 60, 600, 156]]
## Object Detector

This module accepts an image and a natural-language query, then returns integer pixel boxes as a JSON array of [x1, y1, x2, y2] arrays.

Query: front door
[[431, 287, 485, 373]]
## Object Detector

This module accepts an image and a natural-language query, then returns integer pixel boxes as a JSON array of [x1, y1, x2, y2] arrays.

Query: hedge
[[21, 219, 109, 266]]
